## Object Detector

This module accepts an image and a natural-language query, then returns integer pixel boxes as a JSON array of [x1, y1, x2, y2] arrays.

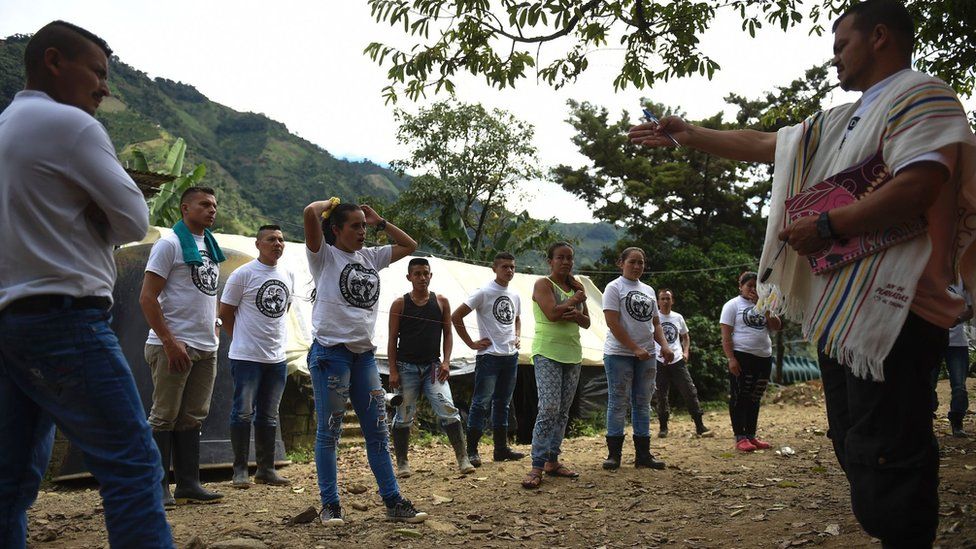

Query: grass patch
[[568, 410, 607, 438], [413, 429, 449, 448], [286, 445, 314, 464]]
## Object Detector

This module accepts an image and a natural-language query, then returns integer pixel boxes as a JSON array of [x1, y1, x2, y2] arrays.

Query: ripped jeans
[[392, 361, 461, 429], [308, 342, 399, 506]]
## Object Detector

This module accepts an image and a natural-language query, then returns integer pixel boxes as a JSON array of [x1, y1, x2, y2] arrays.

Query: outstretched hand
[[628, 116, 689, 148]]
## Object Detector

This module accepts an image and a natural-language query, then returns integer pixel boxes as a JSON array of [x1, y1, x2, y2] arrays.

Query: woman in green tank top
[[521, 242, 590, 489]]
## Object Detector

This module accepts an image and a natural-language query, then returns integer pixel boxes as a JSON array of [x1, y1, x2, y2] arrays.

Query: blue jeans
[[230, 359, 287, 427], [604, 354, 657, 437], [307, 341, 398, 506], [0, 307, 172, 548], [530, 355, 581, 468], [392, 361, 461, 428], [467, 353, 519, 432], [930, 345, 971, 416]]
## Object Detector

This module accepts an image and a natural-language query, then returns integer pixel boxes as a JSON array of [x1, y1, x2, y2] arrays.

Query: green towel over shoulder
[[172, 220, 226, 266]]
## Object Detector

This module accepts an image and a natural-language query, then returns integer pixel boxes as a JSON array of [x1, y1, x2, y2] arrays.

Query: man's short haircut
[[257, 224, 281, 236], [25, 21, 112, 77], [833, 0, 914, 60], [658, 288, 673, 298], [180, 186, 216, 204], [493, 251, 516, 263], [739, 271, 758, 286], [408, 257, 430, 272]]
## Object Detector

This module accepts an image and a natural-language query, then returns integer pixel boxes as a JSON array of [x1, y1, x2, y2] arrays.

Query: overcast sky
[[3, 1, 969, 223]]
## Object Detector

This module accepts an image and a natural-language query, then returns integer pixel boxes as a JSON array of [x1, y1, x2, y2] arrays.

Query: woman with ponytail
[[302, 198, 425, 525]]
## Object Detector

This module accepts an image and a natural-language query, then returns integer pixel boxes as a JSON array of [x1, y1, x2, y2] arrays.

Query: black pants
[[819, 312, 944, 548], [655, 359, 704, 416], [728, 351, 771, 437]]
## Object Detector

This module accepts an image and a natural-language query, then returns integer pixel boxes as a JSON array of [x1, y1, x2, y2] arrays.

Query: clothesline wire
[[138, 182, 757, 278]]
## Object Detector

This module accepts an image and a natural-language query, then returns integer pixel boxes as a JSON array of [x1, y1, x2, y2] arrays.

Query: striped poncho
[[758, 70, 976, 381]]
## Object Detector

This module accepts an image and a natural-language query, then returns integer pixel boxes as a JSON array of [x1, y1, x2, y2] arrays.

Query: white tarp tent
[[137, 228, 610, 376]]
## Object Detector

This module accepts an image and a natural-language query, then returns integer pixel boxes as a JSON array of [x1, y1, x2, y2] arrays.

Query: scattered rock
[[33, 528, 58, 542], [286, 506, 318, 525], [471, 524, 492, 534], [347, 483, 368, 494], [351, 502, 369, 511], [824, 523, 840, 536]]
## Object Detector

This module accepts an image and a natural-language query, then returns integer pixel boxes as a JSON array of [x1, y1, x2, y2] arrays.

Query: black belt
[[4, 294, 112, 314]]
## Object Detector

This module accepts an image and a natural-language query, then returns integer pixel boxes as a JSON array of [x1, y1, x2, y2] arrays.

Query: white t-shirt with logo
[[307, 243, 392, 353], [145, 232, 220, 352], [654, 310, 688, 365], [602, 276, 659, 357], [720, 296, 772, 358], [221, 259, 296, 363], [463, 280, 520, 356]]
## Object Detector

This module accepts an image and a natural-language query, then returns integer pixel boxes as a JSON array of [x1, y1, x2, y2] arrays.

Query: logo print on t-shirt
[[624, 291, 654, 322], [190, 250, 219, 296], [492, 295, 516, 325], [742, 306, 767, 330], [256, 279, 289, 318], [339, 263, 380, 309], [662, 321, 678, 344]]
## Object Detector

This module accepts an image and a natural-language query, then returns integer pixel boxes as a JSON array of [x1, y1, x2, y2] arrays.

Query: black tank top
[[396, 292, 442, 364]]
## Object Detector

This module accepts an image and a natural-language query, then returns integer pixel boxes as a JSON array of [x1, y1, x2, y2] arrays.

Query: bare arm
[[361, 205, 417, 263], [781, 159, 952, 255], [604, 309, 649, 360], [533, 278, 585, 322], [218, 303, 237, 339], [720, 323, 741, 376], [303, 200, 337, 253], [139, 272, 191, 372], [628, 116, 777, 163], [451, 303, 490, 351], [680, 332, 691, 360], [388, 297, 403, 389], [574, 301, 591, 329], [438, 295, 453, 382], [514, 315, 522, 349], [766, 313, 783, 331]]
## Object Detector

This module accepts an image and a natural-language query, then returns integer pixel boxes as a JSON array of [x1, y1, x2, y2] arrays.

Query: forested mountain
[[0, 34, 620, 262]]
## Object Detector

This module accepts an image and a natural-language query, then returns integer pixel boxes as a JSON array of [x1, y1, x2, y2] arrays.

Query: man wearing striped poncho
[[628, 1, 976, 546]]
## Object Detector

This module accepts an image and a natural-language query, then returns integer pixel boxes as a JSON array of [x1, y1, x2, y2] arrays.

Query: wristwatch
[[376, 218, 388, 231], [816, 212, 837, 240]]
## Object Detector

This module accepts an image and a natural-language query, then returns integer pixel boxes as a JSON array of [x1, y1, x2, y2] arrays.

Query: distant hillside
[[0, 34, 620, 261], [0, 34, 409, 238]]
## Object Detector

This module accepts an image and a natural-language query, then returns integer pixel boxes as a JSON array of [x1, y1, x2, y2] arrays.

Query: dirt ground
[[26, 380, 976, 549]]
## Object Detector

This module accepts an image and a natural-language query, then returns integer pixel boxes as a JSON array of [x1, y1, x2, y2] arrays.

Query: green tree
[[390, 100, 555, 261], [364, 0, 975, 109], [132, 137, 207, 227]]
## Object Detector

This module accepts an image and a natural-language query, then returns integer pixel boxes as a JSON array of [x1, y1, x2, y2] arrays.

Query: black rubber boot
[[230, 423, 251, 489], [633, 435, 666, 470], [602, 435, 624, 470], [693, 413, 714, 437], [466, 428, 483, 467], [152, 430, 176, 508], [949, 412, 968, 438], [493, 428, 525, 461], [253, 425, 290, 486], [444, 422, 476, 474], [392, 426, 412, 478], [657, 413, 669, 438], [172, 429, 223, 504]]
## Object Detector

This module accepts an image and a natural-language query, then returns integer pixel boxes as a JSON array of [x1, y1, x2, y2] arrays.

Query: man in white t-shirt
[[0, 21, 171, 547], [452, 252, 525, 466], [140, 186, 224, 506], [218, 225, 295, 489], [654, 289, 712, 438]]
